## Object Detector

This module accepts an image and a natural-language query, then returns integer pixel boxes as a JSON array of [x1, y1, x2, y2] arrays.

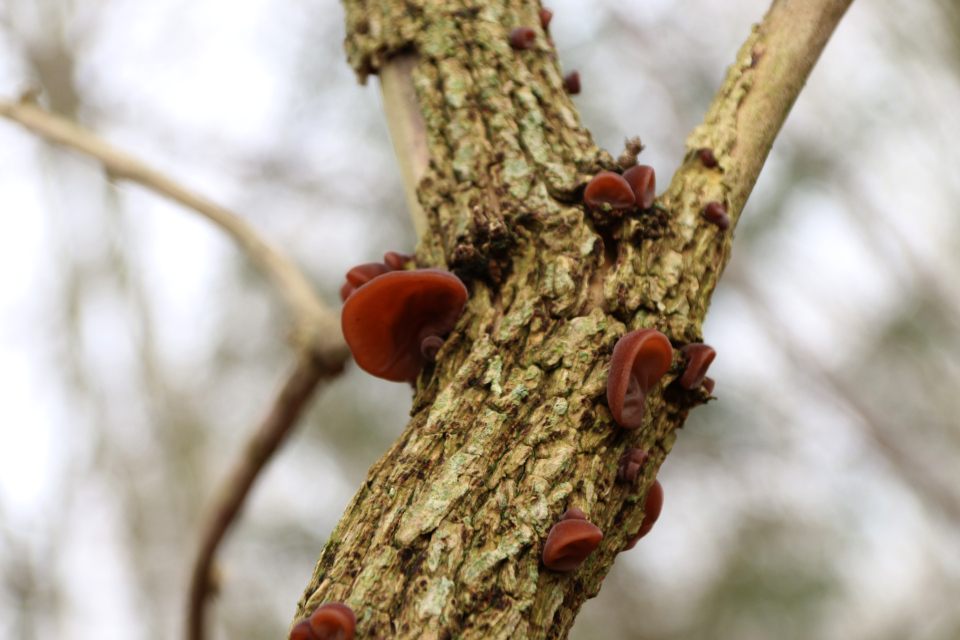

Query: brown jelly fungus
[[543, 516, 604, 571], [702, 377, 716, 394], [679, 344, 717, 390], [699, 148, 718, 168], [621, 165, 656, 210], [584, 171, 635, 211], [624, 479, 664, 550], [382, 251, 415, 271], [341, 269, 467, 383], [561, 507, 587, 521], [309, 602, 356, 640], [340, 262, 392, 302], [539, 8, 553, 30], [509, 26, 536, 50], [564, 70, 581, 95], [607, 329, 673, 429], [703, 201, 730, 231], [617, 449, 648, 484]]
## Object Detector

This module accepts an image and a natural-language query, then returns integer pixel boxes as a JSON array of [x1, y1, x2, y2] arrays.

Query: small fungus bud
[[509, 26, 537, 50], [383, 251, 415, 271], [564, 71, 581, 95], [621, 164, 656, 210], [702, 377, 716, 394], [420, 335, 445, 362], [624, 479, 664, 550], [309, 602, 356, 640], [341, 269, 467, 383], [607, 329, 673, 430], [679, 343, 716, 390], [543, 517, 604, 571], [617, 448, 648, 484], [289, 620, 315, 640], [699, 148, 718, 168], [539, 8, 553, 30], [703, 201, 730, 231], [584, 171, 635, 211]]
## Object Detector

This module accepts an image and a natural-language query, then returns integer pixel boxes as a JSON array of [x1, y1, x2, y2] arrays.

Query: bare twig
[[0, 96, 348, 363], [662, 0, 855, 236], [378, 52, 430, 237], [187, 353, 334, 640]]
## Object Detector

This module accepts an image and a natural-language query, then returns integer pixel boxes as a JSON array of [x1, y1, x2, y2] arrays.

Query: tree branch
[[187, 353, 334, 640], [0, 96, 349, 364]]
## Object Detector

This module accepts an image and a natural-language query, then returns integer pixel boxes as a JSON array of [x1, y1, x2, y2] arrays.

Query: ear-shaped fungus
[[607, 329, 673, 429], [382, 251, 415, 271], [561, 507, 586, 521], [703, 201, 730, 231], [309, 603, 356, 640], [679, 343, 716, 390], [289, 620, 315, 640], [617, 448, 648, 484], [702, 377, 716, 394], [543, 513, 604, 571], [621, 165, 656, 209], [624, 479, 664, 550], [564, 70, 581, 95], [539, 8, 553, 29], [341, 269, 467, 382], [584, 171, 635, 211], [339, 262, 393, 302], [509, 26, 537, 50]]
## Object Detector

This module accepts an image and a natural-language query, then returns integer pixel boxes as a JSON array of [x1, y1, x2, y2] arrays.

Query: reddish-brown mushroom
[[339, 262, 393, 302], [382, 251, 415, 271], [509, 26, 536, 50], [341, 269, 467, 382], [702, 377, 716, 394], [703, 201, 730, 231], [617, 448, 648, 484], [564, 70, 581, 95], [622, 165, 656, 209], [309, 603, 356, 640], [607, 329, 673, 429], [584, 171, 635, 211], [539, 8, 553, 30], [624, 479, 664, 550], [699, 148, 718, 168], [289, 620, 316, 640], [543, 516, 604, 571], [561, 507, 586, 521], [679, 343, 717, 390]]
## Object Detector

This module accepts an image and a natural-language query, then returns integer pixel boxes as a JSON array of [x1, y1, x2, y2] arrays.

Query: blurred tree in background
[[1, 0, 959, 639]]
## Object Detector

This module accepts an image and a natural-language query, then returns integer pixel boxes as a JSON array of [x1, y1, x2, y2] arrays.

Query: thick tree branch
[[187, 353, 335, 640], [0, 97, 348, 364]]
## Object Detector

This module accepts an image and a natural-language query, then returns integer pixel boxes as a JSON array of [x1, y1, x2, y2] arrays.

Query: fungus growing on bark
[[289, 620, 315, 640], [561, 507, 586, 521], [617, 448, 648, 484], [607, 329, 673, 429], [699, 148, 718, 168], [624, 479, 664, 550], [679, 343, 717, 390], [339, 262, 393, 302], [584, 171, 635, 211], [564, 71, 581, 95], [621, 164, 656, 209], [509, 26, 536, 50], [309, 603, 356, 640], [703, 201, 730, 230], [341, 269, 467, 382], [382, 251, 415, 271], [539, 8, 553, 29], [702, 377, 716, 394], [543, 513, 604, 571]]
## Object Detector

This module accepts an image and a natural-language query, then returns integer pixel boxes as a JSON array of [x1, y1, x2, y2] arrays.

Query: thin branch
[[378, 52, 430, 237], [0, 96, 349, 364], [662, 0, 855, 233], [187, 353, 333, 640]]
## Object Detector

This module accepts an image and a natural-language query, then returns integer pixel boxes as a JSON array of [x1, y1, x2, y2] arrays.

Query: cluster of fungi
[[297, 6, 729, 636]]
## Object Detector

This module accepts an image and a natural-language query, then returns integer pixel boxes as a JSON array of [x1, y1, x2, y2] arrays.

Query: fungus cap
[[308, 603, 356, 640], [617, 448, 648, 484], [543, 518, 604, 571], [679, 343, 716, 390], [509, 26, 536, 50], [699, 148, 718, 168], [289, 620, 315, 640], [564, 70, 581, 95], [584, 171, 635, 211], [561, 507, 587, 521], [621, 165, 656, 209], [607, 329, 673, 429], [539, 8, 553, 29], [340, 262, 393, 302], [625, 479, 664, 549], [702, 376, 716, 394], [341, 269, 467, 382], [704, 201, 730, 230], [382, 251, 415, 271]]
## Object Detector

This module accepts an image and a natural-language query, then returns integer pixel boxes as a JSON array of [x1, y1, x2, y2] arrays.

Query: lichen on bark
[[294, 0, 853, 637]]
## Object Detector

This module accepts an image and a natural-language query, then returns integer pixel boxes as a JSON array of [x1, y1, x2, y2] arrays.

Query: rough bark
[[292, 0, 853, 638]]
